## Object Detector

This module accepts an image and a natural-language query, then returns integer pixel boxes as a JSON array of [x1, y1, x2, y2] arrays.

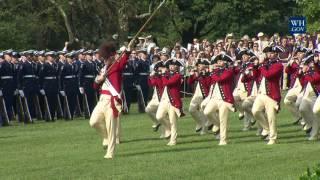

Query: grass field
[[0, 98, 319, 180]]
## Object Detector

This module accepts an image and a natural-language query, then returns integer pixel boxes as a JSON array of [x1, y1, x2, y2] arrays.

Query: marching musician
[[233, 49, 258, 131], [203, 53, 235, 145], [146, 60, 171, 138], [156, 58, 184, 146], [297, 55, 320, 140], [252, 45, 284, 145], [283, 47, 307, 125], [188, 58, 211, 135]]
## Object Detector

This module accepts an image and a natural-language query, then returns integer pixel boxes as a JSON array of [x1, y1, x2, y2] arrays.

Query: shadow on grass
[[0, 135, 17, 139], [119, 145, 213, 158], [122, 137, 162, 143]]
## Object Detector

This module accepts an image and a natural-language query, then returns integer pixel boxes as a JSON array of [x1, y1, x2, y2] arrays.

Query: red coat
[[188, 73, 211, 97], [211, 67, 234, 104], [285, 62, 299, 88], [259, 60, 283, 102], [148, 75, 164, 100], [162, 72, 183, 109], [241, 63, 258, 96], [299, 70, 320, 93], [93, 53, 129, 92]]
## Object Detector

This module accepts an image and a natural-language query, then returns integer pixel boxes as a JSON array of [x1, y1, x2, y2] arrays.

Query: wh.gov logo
[[289, 16, 306, 35]]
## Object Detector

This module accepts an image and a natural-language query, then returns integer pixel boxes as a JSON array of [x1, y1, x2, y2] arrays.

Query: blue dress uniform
[[39, 51, 59, 121], [18, 50, 40, 121], [78, 51, 98, 114], [122, 57, 137, 113], [60, 53, 79, 119], [0, 50, 15, 125], [136, 58, 150, 112], [11, 51, 23, 122]]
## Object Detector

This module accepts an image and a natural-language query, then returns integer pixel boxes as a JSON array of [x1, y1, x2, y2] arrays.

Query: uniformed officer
[[0, 50, 15, 125], [18, 50, 40, 122], [60, 52, 79, 119], [79, 50, 98, 115], [156, 58, 184, 146], [136, 48, 150, 112], [252, 45, 284, 145], [122, 50, 137, 113], [39, 51, 59, 121]]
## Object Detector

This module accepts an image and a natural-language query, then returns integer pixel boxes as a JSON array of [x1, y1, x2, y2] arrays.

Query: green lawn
[[0, 98, 319, 180]]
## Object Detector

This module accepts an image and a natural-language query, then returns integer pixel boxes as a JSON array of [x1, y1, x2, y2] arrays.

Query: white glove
[[19, 90, 24, 97], [0, 90, 2, 96], [245, 69, 250, 75], [40, 89, 46, 95], [14, 89, 18, 95], [150, 71, 156, 76], [60, 91, 66, 96], [79, 87, 85, 94], [120, 46, 126, 52]]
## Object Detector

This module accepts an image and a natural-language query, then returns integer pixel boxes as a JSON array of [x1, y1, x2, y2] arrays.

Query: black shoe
[[306, 127, 312, 134], [165, 135, 171, 139], [207, 124, 214, 131], [261, 134, 268, 140], [239, 114, 244, 120], [153, 124, 161, 132], [213, 129, 220, 136], [195, 127, 202, 133], [293, 118, 302, 125], [250, 120, 256, 126]]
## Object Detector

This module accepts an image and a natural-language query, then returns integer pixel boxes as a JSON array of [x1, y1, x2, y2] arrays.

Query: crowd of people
[[1, 31, 320, 158]]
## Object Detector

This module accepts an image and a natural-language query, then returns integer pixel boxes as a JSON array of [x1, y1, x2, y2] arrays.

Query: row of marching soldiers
[[0, 49, 104, 126], [146, 43, 320, 146]]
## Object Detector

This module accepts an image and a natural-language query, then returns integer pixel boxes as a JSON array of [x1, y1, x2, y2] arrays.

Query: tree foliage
[[0, 0, 317, 50]]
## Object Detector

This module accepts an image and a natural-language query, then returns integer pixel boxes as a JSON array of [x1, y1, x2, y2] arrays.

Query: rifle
[[62, 95, 72, 120], [43, 95, 52, 121], [74, 96, 83, 117], [0, 95, 10, 125], [83, 93, 90, 118], [16, 95, 25, 122], [135, 84, 146, 112], [122, 90, 129, 113], [21, 95, 32, 123], [33, 96, 43, 120], [56, 95, 63, 119]]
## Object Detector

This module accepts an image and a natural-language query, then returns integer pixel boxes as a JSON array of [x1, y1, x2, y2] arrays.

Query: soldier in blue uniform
[[122, 50, 138, 113], [79, 50, 98, 115], [0, 50, 15, 125], [60, 52, 79, 119], [39, 51, 59, 121], [18, 50, 40, 122], [136, 48, 150, 113]]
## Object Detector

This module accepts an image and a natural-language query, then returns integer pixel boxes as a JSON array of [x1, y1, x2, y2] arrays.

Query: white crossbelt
[[139, 73, 149, 75], [44, 76, 56, 79], [23, 75, 36, 78], [1, 76, 13, 79], [64, 75, 76, 79], [103, 78, 121, 98], [84, 75, 95, 78]]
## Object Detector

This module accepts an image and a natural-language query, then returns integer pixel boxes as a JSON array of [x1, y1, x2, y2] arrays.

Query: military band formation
[[1, 32, 320, 159]]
